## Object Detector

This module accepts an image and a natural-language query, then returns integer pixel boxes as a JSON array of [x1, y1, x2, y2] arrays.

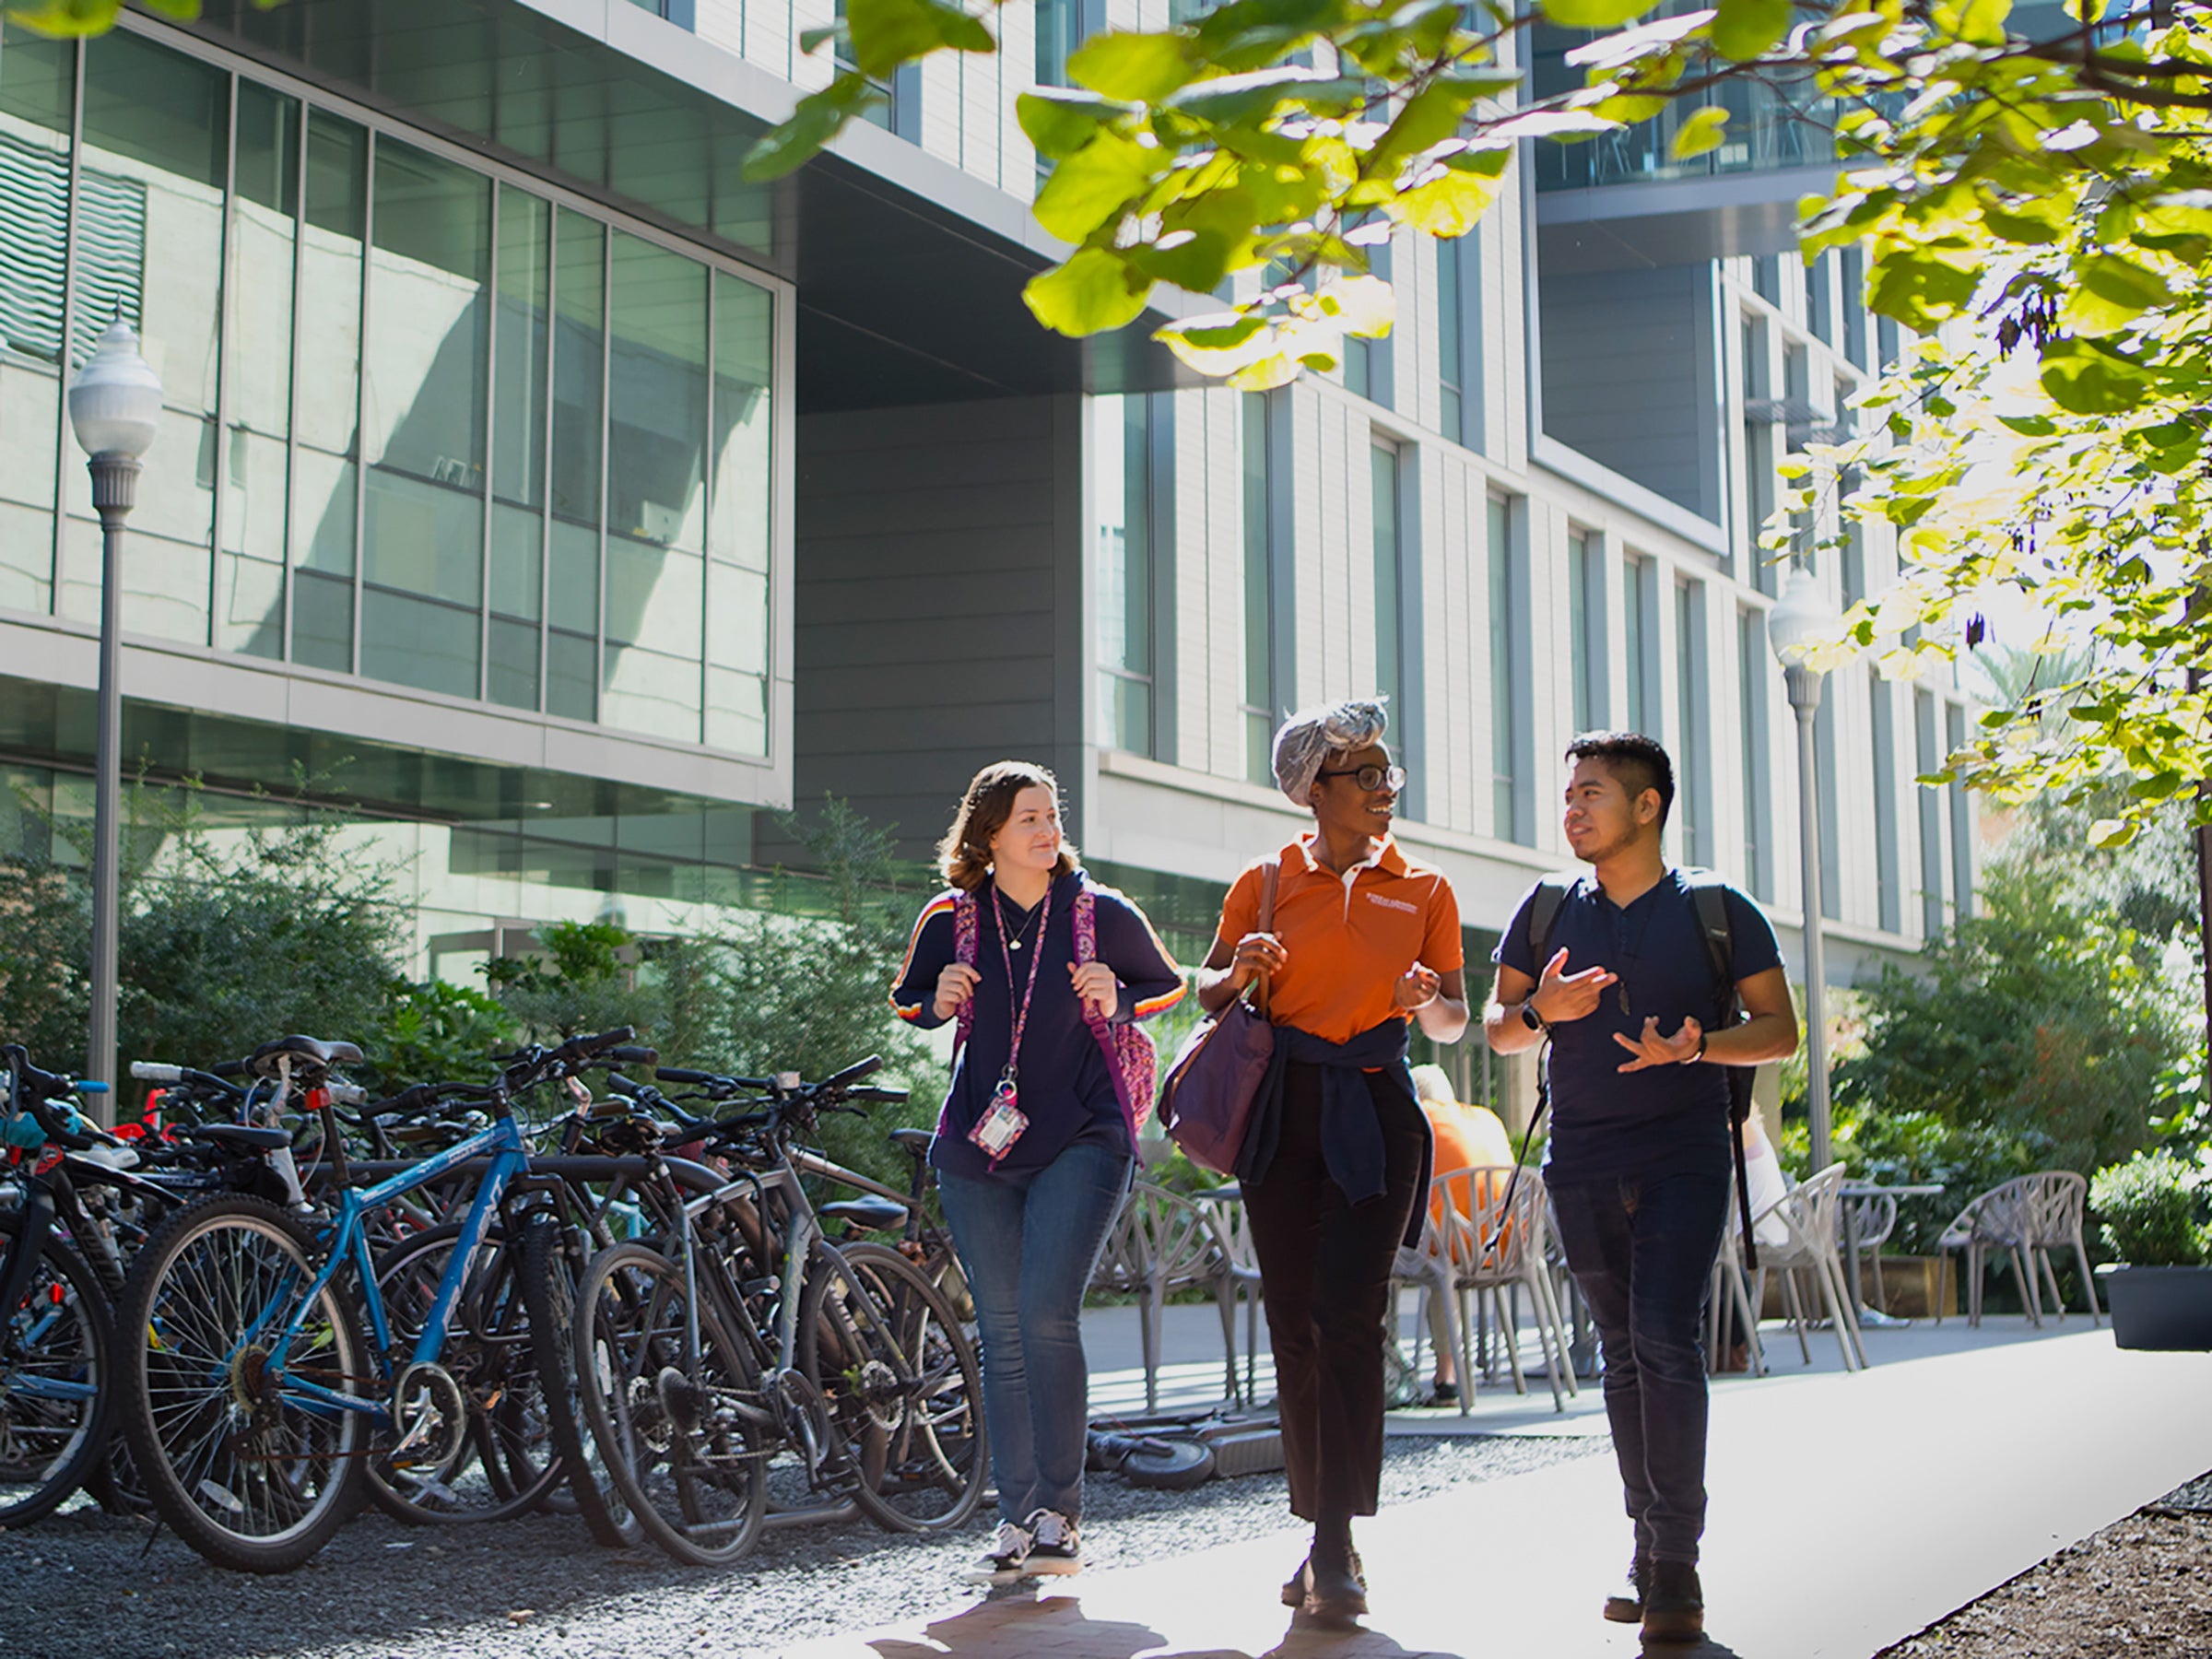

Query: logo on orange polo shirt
[[1366, 893, 1418, 913]]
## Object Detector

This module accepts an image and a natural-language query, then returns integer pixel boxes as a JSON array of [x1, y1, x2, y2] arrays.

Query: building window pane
[[1489, 494, 1523, 842], [1737, 608, 1769, 899], [1436, 233, 1462, 447], [1037, 0, 1080, 87], [218, 82, 299, 661], [489, 185, 550, 711], [707, 270, 773, 756], [1675, 578, 1707, 866], [1241, 391, 1275, 784], [1915, 687, 1945, 937], [72, 29, 228, 646], [0, 25, 76, 614], [1947, 701, 1973, 919], [361, 137, 489, 700], [601, 230, 707, 742], [291, 108, 366, 673], [1815, 684, 1840, 920], [1870, 668, 1900, 932], [1096, 393, 1154, 755], [1624, 553, 1651, 736], [1568, 528, 1604, 733], [547, 208, 603, 722], [1371, 441, 1399, 717]]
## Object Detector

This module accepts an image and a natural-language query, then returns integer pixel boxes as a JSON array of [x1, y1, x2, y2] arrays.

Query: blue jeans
[[937, 1141, 1133, 1524], [1546, 1170, 1730, 1565]]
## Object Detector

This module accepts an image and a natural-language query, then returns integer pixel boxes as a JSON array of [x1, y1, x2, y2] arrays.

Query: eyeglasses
[[1317, 763, 1406, 793]]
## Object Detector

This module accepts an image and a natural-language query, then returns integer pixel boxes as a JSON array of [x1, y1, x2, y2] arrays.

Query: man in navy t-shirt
[[1486, 733, 1798, 1644]]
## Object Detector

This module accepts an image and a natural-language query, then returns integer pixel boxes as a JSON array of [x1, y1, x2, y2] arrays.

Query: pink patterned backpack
[[951, 877, 1156, 1146]]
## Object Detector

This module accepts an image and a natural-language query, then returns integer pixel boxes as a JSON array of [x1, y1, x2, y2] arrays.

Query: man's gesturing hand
[[1614, 1016, 1702, 1072], [1532, 947, 1618, 1025]]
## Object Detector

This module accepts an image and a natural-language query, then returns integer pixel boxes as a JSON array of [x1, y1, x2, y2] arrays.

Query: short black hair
[[1565, 731, 1676, 828]]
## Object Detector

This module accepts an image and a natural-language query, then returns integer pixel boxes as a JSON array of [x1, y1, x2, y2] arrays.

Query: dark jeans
[[1243, 1063, 1428, 1523], [1547, 1169, 1731, 1565], [937, 1141, 1133, 1525]]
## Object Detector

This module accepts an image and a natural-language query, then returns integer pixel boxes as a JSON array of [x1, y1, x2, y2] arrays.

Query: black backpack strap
[[1524, 871, 1581, 970], [1684, 867, 1760, 1271]]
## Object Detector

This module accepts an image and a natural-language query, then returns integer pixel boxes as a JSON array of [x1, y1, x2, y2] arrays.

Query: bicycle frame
[[258, 1112, 534, 1429]]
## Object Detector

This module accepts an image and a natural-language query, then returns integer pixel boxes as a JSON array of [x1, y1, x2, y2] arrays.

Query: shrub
[[2089, 1150, 2210, 1267]]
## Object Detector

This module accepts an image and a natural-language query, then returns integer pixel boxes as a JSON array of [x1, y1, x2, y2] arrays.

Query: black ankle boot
[[1641, 1559, 1704, 1642], [1299, 1557, 1368, 1625], [1602, 1550, 1650, 1623]]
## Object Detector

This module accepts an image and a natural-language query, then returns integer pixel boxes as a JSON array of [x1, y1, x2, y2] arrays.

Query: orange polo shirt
[[1216, 834, 1464, 1046]]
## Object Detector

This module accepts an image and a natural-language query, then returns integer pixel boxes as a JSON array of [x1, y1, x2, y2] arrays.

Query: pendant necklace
[[996, 889, 1044, 951]]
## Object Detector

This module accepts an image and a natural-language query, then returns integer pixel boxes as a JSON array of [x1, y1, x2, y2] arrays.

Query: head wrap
[[1270, 698, 1390, 807]]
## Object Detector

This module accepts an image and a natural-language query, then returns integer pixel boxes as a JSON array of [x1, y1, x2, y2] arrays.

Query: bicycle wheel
[[518, 1211, 639, 1547], [364, 1222, 561, 1525], [0, 1212, 114, 1527], [117, 1195, 370, 1572], [801, 1241, 984, 1534], [574, 1241, 767, 1567]]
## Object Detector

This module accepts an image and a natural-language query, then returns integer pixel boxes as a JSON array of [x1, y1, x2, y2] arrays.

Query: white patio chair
[[1088, 1180, 1241, 1411], [1390, 1211, 1466, 1417], [1709, 1170, 1769, 1378], [1748, 1163, 1866, 1371], [1194, 1183, 1267, 1405], [1434, 1165, 1580, 1412], [1841, 1187, 1899, 1312], [1937, 1172, 2100, 1327]]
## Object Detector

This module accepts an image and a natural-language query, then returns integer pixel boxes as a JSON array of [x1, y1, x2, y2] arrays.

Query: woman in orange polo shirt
[[1194, 699, 1469, 1626]]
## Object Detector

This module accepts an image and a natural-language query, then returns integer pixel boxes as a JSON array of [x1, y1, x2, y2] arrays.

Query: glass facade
[[1371, 440, 1401, 724], [1488, 494, 1523, 842], [1947, 701, 1973, 920], [0, 22, 779, 758], [1736, 607, 1769, 900], [1624, 552, 1652, 736], [1094, 392, 1155, 755], [1241, 391, 1276, 785], [1674, 577, 1708, 867], [1568, 527, 1605, 734], [1870, 668, 1900, 933]]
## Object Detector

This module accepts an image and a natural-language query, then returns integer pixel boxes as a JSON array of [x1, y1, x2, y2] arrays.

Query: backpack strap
[[950, 888, 980, 1067], [1524, 871, 1581, 970], [1682, 866, 1761, 1270]]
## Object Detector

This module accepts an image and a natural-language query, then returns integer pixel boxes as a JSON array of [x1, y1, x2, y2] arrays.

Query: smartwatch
[[1518, 1000, 1547, 1034]]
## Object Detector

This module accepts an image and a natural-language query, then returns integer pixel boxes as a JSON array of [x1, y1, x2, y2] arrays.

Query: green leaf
[[2060, 252, 2171, 335], [1128, 227, 1241, 293], [1537, 0, 1661, 29], [742, 76, 877, 182], [846, 0, 994, 79], [5, 0, 130, 32], [1017, 88, 1131, 161], [1672, 106, 1729, 159], [1710, 0, 1791, 59], [1068, 30, 1197, 101], [1981, 204, 2065, 246], [1865, 247, 1981, 331], [1024, 248, 1155, 335], [2088, 818, 2136, 850], [1393, 163, 1502, 237], [1370, 76, 1486, 167], [1030, 132, 1160, 243], [2038, 340, 2153, 416]]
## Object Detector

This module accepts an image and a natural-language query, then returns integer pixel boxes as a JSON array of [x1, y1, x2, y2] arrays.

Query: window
[[1344, 233, 1393, 407], [1674, 579, 1709, 866], [1815, 686, 1841, 920], [1751, 253, 1782, 305], [1437, 234, 1465, 446], [1808, 252, 1832, 342], [1841, 246, 1867, 366], [1488, 494, 1524, 842], [1037, 0, 1083, 87], [1241, 392, 1278, 784], [1947, 702, 1974, 919], [1096, 394, 1159, 756], [1624, 554, 1653, 736], [0, 25, 72, 615], [1738, 608, 1771, 899], [1915, 688, 1945, 937], [548, 208, 605, 723], [1567, 528, 1606, 733], [1870, 669, 1900, 932], [1877, 314, 1901, 371], [1745, 422, 1777, 596], [1371, 442, 1401, 723]]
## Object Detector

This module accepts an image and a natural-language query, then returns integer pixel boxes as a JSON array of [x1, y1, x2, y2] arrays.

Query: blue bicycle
[[114, 1027, 647, 1572]]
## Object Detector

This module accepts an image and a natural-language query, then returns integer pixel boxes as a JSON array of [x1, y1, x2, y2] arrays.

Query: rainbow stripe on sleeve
[[889, 892, 958, 1019]]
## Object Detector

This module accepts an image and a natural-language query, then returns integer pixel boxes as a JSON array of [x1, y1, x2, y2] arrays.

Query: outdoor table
[[1839, 1181, 1947, 1324]]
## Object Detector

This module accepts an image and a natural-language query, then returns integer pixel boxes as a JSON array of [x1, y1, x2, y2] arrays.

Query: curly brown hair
[[936, 760, 1082, 892]]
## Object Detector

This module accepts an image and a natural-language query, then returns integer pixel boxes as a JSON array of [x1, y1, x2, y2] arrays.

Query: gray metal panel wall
[[782, 394, 1085, 867]]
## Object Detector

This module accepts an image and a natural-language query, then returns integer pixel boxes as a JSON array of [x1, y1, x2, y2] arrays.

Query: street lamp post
[[68, 317, 163, 1116], [1768, 566, 1841, 1173]]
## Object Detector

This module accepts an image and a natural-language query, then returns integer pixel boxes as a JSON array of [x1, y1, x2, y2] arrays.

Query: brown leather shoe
[[1602, 1551, 1650, 1623], [1641, 1559, 1704, 1642], [1281, 1547, 1365, 1610], [1299, 1559, 1368, 1626]]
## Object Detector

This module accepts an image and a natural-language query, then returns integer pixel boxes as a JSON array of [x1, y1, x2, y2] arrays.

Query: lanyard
[[994, 882, 1051, 1083]]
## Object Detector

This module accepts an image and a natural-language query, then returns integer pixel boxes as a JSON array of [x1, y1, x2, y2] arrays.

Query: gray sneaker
[[966, 1519, 1033, 1585], [1024, 1509, 1083, 1575]]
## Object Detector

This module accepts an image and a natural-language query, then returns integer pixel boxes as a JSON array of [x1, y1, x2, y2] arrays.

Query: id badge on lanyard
[[967, 885, 1050, 1165]]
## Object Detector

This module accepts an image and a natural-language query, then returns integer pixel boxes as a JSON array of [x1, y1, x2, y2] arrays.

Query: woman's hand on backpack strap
[[1069, 961, 1119, 1021], [934, 963, 982, 1021]]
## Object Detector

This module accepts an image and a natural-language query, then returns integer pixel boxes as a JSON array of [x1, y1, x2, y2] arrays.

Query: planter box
[[2098, 1264, 2212, 1351]]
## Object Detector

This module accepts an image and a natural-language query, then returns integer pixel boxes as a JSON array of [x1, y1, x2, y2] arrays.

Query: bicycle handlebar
[[3, 1044, 113, 1151]]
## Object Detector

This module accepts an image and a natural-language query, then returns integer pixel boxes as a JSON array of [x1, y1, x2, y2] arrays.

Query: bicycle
[[567, 1057, 984, 1565], [112, 1026, 650, 1571]]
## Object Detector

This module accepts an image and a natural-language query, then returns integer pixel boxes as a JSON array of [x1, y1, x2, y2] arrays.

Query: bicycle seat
[[819, 1196, 911, 1233], [888, 1127, 934, 1156], [182, 1123, 293, 1152], [249, 1035, 363, 1076]]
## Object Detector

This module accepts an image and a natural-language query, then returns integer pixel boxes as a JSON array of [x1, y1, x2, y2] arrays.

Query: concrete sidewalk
[[785, 1313, 2212, 1659]]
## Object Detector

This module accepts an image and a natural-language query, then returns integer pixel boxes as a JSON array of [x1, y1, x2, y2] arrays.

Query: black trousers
[[1242, 1062, 1429, 1522]]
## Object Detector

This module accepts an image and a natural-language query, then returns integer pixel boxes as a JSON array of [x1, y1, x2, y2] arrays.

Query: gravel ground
[[0, 1435, 1601, 1659], [1874, 1470, 2212, 1659]]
